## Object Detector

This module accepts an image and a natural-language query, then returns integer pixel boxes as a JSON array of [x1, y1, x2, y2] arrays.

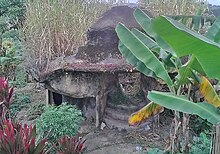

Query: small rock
[[193, 136, 200, 142], [101, 122, 106, 130], [135, 145, 143, 151], [144, 124, 151, 131]]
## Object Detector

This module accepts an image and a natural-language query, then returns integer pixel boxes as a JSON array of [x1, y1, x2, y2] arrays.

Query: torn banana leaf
[[128, 102, 164, 126], [199, 75, 220, 107]]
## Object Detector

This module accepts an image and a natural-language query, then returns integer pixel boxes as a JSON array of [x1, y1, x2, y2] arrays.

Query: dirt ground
[[83, 122, 170, 154], [15, 83, 171, 154]]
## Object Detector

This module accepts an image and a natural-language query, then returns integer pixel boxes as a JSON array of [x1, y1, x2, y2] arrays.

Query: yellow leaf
[[128, 102, 164, 126], [199, 75, 220, 107]]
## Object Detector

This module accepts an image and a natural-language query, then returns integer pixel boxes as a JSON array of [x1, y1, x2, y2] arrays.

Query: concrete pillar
[[46, 89, 53, 105]]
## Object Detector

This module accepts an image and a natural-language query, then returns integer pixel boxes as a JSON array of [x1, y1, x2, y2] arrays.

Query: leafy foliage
[[148, 91, 220, 125], [0, 0, 24, 79], [55, 135, 86, 154], [1, 30, 23, 79], [189, 132, 211, 154], [0, 111, 47, 154], [205, 16, 220, 43], [0, 0, 25, 32], [116, 8, 220, 124], [0, 0, 26, 32], [14, 66, 27, 88], [147, 148, 163, 154], [116, 8, 220, 153], [36, 104, 83, 143], [152, 16, 220, 81], [116, 23, 173, 87], [27, 103, 46, 121], [0, 77, 14, 109], [9, 92, 31, 118]]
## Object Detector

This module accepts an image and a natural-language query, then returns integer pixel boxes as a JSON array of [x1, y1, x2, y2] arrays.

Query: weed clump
[[36, 104, 83, 143]]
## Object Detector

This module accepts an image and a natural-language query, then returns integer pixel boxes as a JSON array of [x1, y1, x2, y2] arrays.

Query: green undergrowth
[[9, 92, 31, 118], [36, 104, 83, 143], [189, 132, 211, 154]]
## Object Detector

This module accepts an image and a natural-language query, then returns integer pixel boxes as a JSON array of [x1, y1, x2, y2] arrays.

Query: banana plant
[[117, 9, 220, 125], [150, 14, 220, 117], [116, 8, 220, 153]]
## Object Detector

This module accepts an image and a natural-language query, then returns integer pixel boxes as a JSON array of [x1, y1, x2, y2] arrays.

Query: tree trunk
[[172, 111, 181, 153], [182, 113, 190, 153], [165, 111, 181, 154], [210, 123, 220, 154], [95, 74, 109, 128]]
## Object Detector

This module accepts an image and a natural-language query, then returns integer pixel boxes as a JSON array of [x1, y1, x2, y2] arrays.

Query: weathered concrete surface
[[39, 56, 134, 82], [89, 6, 152, 30], [76, 6, 153, 62], [45, 72, 101, 98], [45, 72, 119, 97]]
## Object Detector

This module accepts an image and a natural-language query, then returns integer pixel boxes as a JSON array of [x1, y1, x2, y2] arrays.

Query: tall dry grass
[[22, 0, 128, 71], [138, 0, 207, 16], [23, 0, 205, 72]]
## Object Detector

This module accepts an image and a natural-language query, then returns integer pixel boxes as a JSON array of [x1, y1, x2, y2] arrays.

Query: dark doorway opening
[[52, 92, 62, 105]]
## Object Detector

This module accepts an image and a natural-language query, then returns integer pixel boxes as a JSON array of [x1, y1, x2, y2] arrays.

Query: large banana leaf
[[176, 56, 206, 86], [118, 42, 156, 78], [198, 75, 220, 107], [134, 9, 174, 54], [131, 28, 159, 52], [131, 28, 175, 68], [133, 9, 153, 37], [116, 23, 173, 87], [205, 16, 220, 44], [128, 102, 163, 126], [148, 91, 220, 125], [152, 16, 220, 81]]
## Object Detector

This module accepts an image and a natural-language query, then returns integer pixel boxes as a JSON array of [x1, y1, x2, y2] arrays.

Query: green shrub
[[147, 148, 163, 154], [36, 104, 83, 143], [189, 132, 211, 154], [0, 0, 25, 79], [1, 30, 23, 79], [0, 0, 25, 32], [14, 66, 27, 88], [27, 103, 46, 121], [9, 92, 31, 118]]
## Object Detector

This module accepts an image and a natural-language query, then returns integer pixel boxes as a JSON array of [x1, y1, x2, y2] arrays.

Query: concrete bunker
[[35, 6, 161, 129]]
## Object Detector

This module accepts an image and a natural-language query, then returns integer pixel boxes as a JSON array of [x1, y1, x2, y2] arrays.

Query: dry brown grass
[[138, 0, 207, 16], [22, 0, 128, 70], [22, 0, 205, 71]]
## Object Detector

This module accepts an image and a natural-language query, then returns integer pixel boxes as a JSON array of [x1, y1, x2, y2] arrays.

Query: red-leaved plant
[[0, 111, 48, 154], [0, 77, 14, 108], [55, 135, 86, 154], [0, 77, 86, 154]]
